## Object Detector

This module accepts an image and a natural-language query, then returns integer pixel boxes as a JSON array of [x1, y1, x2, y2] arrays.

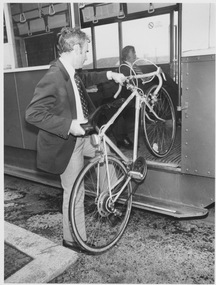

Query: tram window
[[95, 23, 119, 68], [4, 13, 12, 70], [81, 3, 120, 23], [25, 33, 56, 67], [82, 27, 93, 69], [126, 3, 176, 14], [5, 3, 70, 68], [122, 14, 170, 64]]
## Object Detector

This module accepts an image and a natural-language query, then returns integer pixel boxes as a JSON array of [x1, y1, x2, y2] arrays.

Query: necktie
[[74, 73, 89, 118]]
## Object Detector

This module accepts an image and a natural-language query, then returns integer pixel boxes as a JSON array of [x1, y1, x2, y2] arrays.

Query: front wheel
[[141, 85, 176, 158], [69, 155, 132, 254]]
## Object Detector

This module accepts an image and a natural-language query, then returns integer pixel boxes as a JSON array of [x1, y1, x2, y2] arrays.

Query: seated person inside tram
[[119, 45, 179, 123]]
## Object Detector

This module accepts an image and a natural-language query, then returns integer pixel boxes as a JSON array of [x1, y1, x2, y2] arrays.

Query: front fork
[[143, 92, 166, 123]]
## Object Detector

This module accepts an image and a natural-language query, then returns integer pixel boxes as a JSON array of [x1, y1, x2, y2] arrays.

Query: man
[[119, 45, 179, 120], [25, 27, 126, 251]]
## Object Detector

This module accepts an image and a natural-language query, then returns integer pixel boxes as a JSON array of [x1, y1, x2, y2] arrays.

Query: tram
[[4, 2, 215, 218]]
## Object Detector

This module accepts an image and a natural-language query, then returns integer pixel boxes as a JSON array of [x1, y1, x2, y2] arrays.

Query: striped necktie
[[74, 73, 89, 118]]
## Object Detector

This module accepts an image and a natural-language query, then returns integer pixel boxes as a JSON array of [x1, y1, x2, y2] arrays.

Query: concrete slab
[[4, 222, 78, 283]]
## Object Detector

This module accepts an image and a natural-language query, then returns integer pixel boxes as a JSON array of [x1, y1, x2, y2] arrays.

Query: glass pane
[[127, 3, 176, 14], [82, 27, 93, 69], [81, 3, 120, 23], [95, 23, 119, 68], [9, 3, 70, 68], [122, 14, 170, 64]]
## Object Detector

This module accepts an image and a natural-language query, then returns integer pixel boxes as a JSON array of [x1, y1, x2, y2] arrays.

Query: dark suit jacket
[[25, 59, 109, 174]]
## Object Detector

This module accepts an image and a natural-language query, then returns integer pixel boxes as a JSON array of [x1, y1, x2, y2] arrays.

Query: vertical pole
[[177, 3, 182, 111], [133, 94, 140, 162], [91, 26, 97, 69], [118, 21, 122, 64], [170, 11, 174, 79], [71, 3, 80, 28], [4, 3, 18, 69]]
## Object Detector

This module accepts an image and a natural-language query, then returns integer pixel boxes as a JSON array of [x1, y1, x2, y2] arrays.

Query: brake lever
[[162, 71, 166, 81]]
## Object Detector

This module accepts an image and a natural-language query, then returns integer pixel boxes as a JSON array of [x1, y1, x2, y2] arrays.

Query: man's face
[[72, 41, 89, 69], [126, 49, 137, 64]]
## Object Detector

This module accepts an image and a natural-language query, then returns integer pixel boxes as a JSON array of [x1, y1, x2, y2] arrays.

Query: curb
[[4, 222, 78, 283]]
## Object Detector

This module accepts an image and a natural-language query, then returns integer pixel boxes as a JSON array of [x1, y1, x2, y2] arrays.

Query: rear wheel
[[69, 155, 132, 254], [141, 85, 176, 157]]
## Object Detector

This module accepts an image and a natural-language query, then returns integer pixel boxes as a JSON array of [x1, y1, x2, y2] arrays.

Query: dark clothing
[[25, 59, 110, 174], [95, 80, 130, 142], [119, 63, 179, 117]]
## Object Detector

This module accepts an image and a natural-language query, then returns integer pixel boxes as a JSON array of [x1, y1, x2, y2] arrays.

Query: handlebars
[[113, 66, 165, 99], [81, 66, 165, 135]]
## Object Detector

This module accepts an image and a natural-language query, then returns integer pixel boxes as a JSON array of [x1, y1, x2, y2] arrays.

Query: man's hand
[[68, 119, 86, 136], [107, 71, 126, 85]]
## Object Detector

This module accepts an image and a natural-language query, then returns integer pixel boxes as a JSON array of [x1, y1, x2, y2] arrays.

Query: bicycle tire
[[141, 85, 176, 158], [69, 155, 132, 254]]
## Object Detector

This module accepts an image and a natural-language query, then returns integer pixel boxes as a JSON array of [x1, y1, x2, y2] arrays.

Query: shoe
[[62, 240, 84, 253], [117, 137, 133, 150]]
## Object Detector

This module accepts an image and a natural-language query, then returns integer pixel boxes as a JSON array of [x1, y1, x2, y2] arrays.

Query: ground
[[4, 175, 215, 284]]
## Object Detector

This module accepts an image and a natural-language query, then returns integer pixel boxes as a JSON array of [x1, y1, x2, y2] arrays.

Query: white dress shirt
[[59, 57, 87, 123]]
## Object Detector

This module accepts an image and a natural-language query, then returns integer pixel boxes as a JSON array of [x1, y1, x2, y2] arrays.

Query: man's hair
[[56, 27, 90, 54], [121, 45, 135, 62]]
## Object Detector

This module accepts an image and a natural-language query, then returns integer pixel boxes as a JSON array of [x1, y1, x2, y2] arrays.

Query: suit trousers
[[60, 135, 114, 243]]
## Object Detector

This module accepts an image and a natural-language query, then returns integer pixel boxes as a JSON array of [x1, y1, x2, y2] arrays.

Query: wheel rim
[[143, 86, 176, 157], [70, 156, 132, 253]]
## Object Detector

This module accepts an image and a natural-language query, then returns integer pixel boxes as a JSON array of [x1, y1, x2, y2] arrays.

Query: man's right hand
[[69, 119, 86, 136]]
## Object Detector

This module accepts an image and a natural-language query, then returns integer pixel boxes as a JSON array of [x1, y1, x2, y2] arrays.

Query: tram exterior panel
[[4, 68, 47, 150], [181, 54, 215, 178]]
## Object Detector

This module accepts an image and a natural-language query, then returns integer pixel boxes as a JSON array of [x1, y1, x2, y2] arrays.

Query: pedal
[[129, 156, 147, 182], [129, 171, 145, 181]]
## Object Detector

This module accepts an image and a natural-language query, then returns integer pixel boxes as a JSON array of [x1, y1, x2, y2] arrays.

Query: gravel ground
[[4, 175, 215, 284]]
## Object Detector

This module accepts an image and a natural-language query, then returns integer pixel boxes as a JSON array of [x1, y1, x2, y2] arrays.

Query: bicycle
[[68, 62, 176, 254], [119, 58, 176, 158]]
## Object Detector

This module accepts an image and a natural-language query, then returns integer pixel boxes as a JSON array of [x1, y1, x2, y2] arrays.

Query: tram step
[[131, 195, 208, 218]]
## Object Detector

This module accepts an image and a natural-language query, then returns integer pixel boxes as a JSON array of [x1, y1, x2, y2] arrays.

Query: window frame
[[3, 2, 73, 71], [80, 3, 179, 70]]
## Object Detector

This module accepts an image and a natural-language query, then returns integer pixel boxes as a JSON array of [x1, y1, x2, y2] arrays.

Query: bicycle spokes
[[142, 85, 176, 157], [69, 156, 132, 253]]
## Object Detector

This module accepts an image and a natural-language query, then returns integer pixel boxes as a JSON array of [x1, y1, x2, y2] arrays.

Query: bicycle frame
[[92, 67, 164, 202]]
